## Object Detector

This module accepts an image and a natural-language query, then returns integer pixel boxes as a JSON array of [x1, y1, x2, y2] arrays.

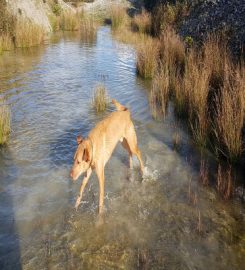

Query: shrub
[[151, 1, 189, 35], [92, 84, 109, 113], [52, 3, 62, 16]]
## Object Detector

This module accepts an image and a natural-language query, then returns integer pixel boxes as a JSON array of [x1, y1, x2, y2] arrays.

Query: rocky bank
[[5, 0, 75, 33]]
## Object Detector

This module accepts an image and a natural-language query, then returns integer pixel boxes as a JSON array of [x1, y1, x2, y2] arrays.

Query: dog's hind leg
[[75, 167, 92, 210], [125, 124, 144, 174], [121, 138, 133, 169]]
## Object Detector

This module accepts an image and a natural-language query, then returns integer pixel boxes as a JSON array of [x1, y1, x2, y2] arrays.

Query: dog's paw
[[75, 197, 81, 210]]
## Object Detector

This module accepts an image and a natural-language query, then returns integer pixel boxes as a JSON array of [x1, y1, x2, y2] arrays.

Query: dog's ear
[[83, 147, 90, 163], [76, 135, 83, 145]]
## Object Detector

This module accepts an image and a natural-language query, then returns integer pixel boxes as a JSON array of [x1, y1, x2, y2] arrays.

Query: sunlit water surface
[[0, 27, 244, 270]]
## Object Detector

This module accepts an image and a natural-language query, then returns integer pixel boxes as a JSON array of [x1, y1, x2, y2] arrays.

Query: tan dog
[[70, 99, 144, 214]]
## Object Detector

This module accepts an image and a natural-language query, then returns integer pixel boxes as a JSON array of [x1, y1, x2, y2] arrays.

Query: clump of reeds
[[92, 84, 109, 113], [109, 4, 127, 30], [136, 37, 160, 79], [80, 18, 97, 43], [0, 2, 16, 52], [131, 9, 151, 34], [213, 64, 245, 162], [183, 51, 211, 147], [216, 164, 233, 200], [150, 63, 169, 118], [0, 33, 13, 53], [159, 27, 185, 89], [15, 19, 45, 48], [49, 14, 61, 32], [60, 11, 81, 31], [0, 104, 11, 145]]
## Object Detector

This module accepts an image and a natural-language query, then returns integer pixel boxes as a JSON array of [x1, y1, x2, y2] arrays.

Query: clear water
[[0, 27, 244, 270]]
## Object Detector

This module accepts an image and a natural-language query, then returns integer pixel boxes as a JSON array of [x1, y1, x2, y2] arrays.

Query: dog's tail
[[112, 99, 128, 111]]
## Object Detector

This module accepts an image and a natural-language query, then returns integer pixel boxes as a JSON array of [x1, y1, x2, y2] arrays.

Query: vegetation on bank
[[110, 1, 245, 165], [0, 0, 97, 53], [109, 1, 245, 199]]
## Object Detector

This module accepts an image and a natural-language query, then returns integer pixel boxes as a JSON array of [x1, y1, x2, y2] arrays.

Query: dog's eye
[[77, 160, 80, 165]]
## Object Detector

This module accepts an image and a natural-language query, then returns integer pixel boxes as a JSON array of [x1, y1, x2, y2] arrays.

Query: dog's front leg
[[96, 165, 105, 215], [75, 167, 92, 210]]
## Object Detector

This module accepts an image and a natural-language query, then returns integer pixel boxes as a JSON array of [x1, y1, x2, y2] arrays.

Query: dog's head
[[70, 135, 91, 181]]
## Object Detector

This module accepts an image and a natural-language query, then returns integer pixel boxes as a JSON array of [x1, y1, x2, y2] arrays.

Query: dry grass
[[60, 11, 81, 31], [80, 18, 97, 43], [159, 27, 185, 90], [183, 51, 211, 146], [216, 164, 233, 200], [150, 64, 169, 117], [49, 14, 61, 32], [92, 84, 109, 113], [0, 104, 11, 145], [131, 10, 151, 34], [213, 64, 245, 162], [15, 19, 45, 48], [0, 33, 13, 53], [146, 15, 245, 161], [109, 4, 127, 30], [136, 37, 160, 79]]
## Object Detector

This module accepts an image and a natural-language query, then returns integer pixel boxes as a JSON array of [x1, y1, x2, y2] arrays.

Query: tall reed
[[0, 33, 13, 53], [109, 4, 127, 30], [80, 18, 97, 43], [159, 27, 185, 89], [60, 11, 81, 31], [0, 104, 11, 145], [183, 51, 211, 146], [92, 84, 109, 113], [136, 37, 159, 79], [150, 64, 169, 118], [213, 64, 245, 162], [15, 19, 44, 48]]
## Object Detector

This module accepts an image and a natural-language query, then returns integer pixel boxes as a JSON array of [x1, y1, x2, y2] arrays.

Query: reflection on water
[[0, 26, 244, 269]]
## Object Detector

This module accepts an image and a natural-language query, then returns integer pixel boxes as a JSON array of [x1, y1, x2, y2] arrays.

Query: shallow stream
[[0, 26, 244, 269]]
